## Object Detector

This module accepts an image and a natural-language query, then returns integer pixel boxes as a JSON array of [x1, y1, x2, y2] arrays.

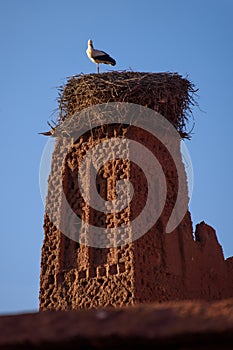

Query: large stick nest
[[55, 71, 197, 139]]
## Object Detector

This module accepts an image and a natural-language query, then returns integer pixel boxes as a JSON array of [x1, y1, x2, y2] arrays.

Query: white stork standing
[[86, 39, 116, 73]]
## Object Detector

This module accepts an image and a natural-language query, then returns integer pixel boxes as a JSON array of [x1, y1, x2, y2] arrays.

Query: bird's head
[[88, 39, 93, 47]]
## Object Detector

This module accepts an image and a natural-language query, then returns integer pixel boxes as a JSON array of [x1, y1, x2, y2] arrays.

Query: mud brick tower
[[39, 72, 233, 310]]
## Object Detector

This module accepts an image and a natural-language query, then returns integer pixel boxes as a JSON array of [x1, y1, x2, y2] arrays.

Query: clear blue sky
[[0, 0, 233, 314]]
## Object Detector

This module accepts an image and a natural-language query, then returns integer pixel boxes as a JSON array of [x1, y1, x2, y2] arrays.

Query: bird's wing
[[93, 54, 116, 65], [92, 49, 109, 58]]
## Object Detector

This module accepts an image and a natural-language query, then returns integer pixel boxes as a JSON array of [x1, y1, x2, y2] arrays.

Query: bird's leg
[[97, 64, 99, 74]]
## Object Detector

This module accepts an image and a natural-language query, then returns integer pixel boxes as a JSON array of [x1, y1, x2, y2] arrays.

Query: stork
[[86, 39, 116, 73]]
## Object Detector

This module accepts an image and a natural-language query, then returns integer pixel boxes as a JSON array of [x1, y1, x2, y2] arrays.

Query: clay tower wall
[[39, 72, 233, 310]]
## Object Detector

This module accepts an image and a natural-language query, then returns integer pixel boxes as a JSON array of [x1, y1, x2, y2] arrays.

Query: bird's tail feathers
[[110, 59, 116, 66]]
